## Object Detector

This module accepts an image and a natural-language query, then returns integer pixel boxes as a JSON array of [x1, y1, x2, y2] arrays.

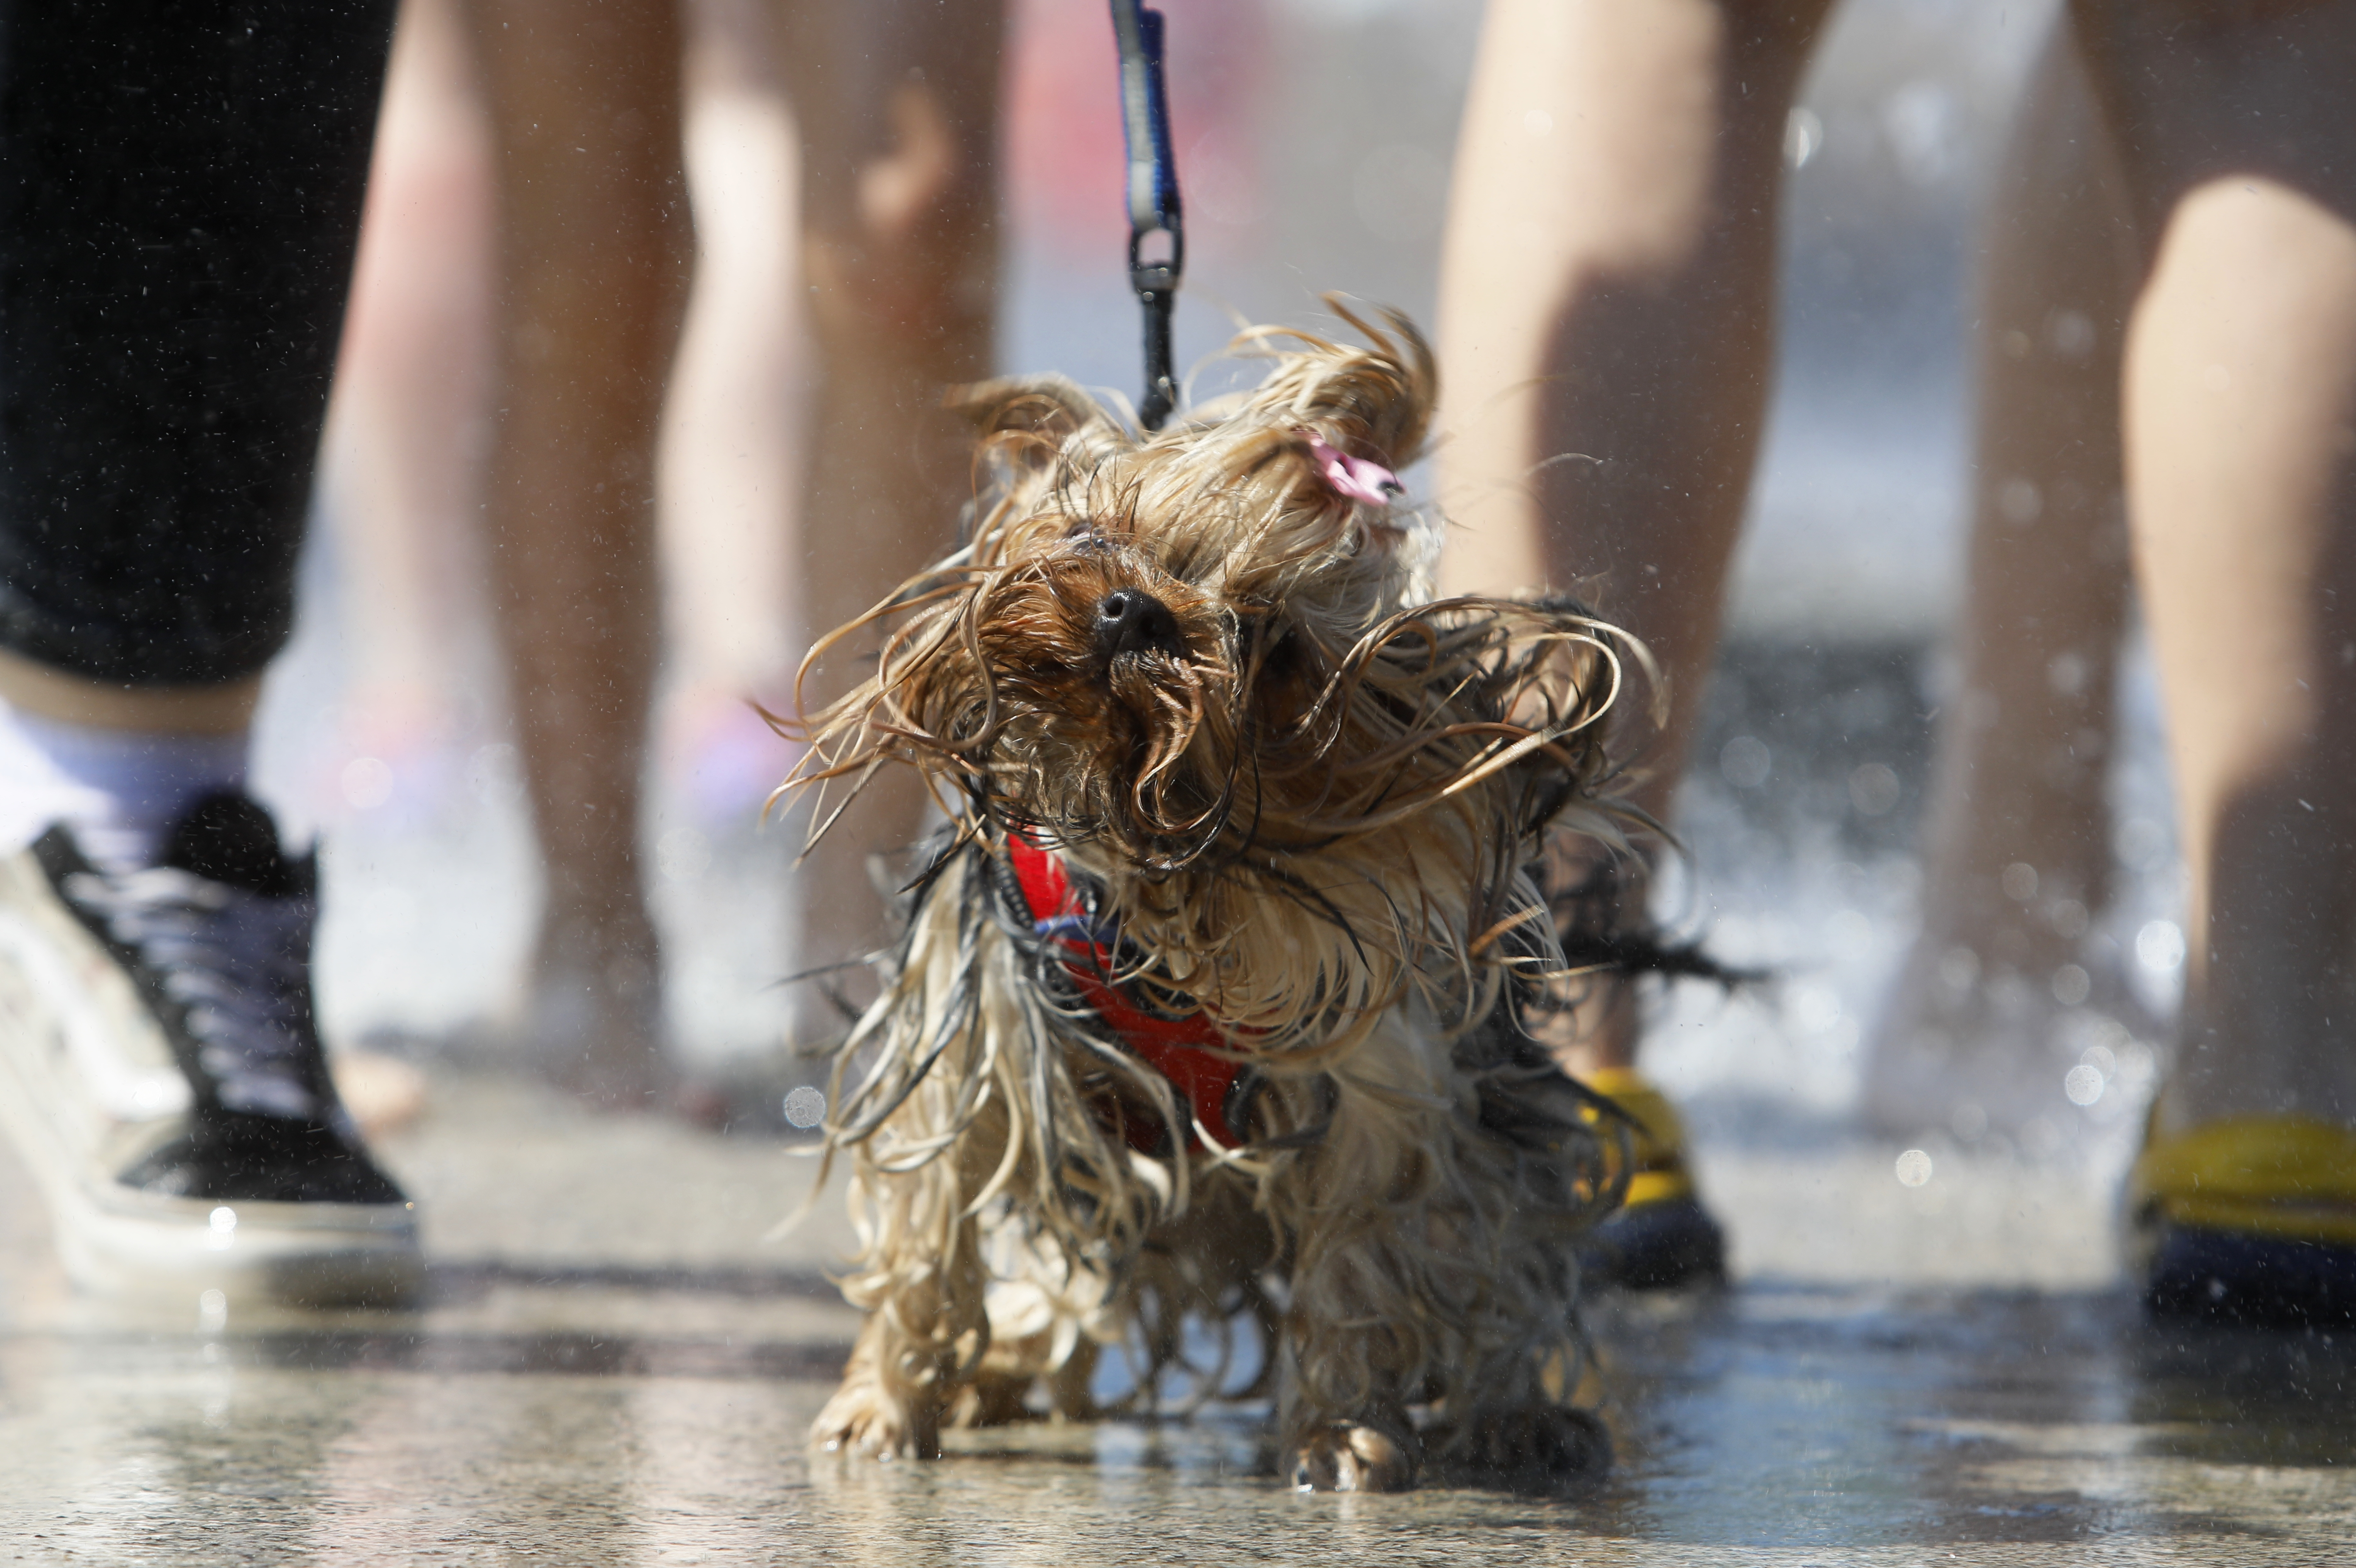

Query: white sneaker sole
[[0, 851, 424, 1308]]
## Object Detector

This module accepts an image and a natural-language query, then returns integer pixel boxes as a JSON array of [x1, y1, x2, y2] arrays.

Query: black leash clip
[[1110, 0, 1183, 430]]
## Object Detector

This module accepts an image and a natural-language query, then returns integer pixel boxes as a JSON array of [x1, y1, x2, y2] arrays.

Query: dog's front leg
[[812, 1307, 953, 1459], [1265, 1086, 1437, 1493], [1277, 1258, 1425, 1493], [811, 1167, 992, 1460], [1277, 1251, 1425, 1491]]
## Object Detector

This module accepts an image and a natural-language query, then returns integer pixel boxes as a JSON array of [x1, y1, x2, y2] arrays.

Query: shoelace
[[61, 866, 320, 1120]]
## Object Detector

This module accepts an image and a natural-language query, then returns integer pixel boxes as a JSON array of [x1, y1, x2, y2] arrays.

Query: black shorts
[[0, 0, 395, 686]]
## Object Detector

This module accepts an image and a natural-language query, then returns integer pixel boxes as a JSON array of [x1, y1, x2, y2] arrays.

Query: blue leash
[[1109, 0, 1182, 430]]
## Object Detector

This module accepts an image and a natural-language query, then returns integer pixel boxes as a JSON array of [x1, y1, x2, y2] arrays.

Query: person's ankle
[[0, 703, 256, 874], [0, 651, 259, 734]]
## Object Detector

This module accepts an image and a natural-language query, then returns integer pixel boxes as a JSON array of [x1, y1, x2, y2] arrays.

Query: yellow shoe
[[2128, 1113, 2356, 1323], [1579, 1068, 1726, 1289]]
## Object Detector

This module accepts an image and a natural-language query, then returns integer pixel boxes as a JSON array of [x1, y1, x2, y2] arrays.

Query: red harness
[[1005, 832, 1244, 1150]]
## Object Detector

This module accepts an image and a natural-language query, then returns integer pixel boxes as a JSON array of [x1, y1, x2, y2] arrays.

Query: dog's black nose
[[1093, 588, 1182, 661]]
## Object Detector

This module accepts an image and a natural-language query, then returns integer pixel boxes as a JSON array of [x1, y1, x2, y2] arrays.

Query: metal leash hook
[[1110, 0, 1182, 431]]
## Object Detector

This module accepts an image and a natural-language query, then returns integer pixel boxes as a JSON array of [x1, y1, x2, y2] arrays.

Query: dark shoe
[[2130, 1114, 2356, 1326], [1579, 1068, 1727, 1290], [0, 793, 422, 1307]]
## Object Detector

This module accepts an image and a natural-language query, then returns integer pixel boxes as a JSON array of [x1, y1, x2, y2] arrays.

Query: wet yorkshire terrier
[[785, 308, 1654, 1493]]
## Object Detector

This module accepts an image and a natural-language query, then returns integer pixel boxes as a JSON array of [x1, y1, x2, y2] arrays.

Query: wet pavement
[[2, 1069, 2352, 1565]]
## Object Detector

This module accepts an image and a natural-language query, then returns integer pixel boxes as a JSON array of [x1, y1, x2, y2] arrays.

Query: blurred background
[[262, 0, 2178, 1174]]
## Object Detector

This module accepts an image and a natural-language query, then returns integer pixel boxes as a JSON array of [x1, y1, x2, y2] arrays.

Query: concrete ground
[[2, 1065, 2350, 1566]]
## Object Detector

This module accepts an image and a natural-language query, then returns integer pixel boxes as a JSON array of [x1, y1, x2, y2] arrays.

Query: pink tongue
[[1302, 431, 1401, 506]]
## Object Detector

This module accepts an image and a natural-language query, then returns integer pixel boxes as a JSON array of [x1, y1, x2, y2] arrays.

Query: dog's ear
[[1237, 303, 1437, 485], [1301, 302, 1437, 472], [950, 376, 1125, 536], [947, 375, 1109, 445]]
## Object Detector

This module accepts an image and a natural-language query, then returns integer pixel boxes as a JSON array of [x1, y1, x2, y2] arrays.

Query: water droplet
[[467, 742, 526, 807], [1784, 106, 1822, 169], [2135, 920, 2186, 973], [2045, 308, 2096, 363], [1847, 762, 1901, 816], [1882, 81, 1959, 186], [657, 827, 713, 884], [2115, 816, 2170, 871], [1792, 984, 1844, 1034], [1720, 735, 1771, 790], [1997, 477, 2043, 526], [1895, 1149, 1933, 1187], [2064, 1065, 2105, 1106], [340, 756, 394, 811], [2047, 650, 2089, 697]]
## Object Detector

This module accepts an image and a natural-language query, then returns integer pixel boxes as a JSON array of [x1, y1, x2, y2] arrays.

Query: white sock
[[0, 704, 252, 874]]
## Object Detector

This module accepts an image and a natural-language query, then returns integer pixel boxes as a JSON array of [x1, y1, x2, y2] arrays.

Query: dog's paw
[[1290, 1421, 1420, 1493], [1440, 1404, 1612, 1492], [810, 1384, 940, 1461]]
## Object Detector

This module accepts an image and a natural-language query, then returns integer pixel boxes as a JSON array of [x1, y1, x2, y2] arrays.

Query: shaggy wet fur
[[786, 308, 1646, 1492]]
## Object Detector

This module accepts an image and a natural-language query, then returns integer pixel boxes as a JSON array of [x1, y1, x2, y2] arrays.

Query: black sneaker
[[0, 792, 422, 1307], [2128, 1112, 2356, 1326], [1576, 1068, 1729, 1290]]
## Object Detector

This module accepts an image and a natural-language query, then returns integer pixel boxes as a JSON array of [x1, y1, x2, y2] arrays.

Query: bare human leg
[[774, 0, 1003, 1048], [2077, 0, 2356, 1132], [467, 0, 691, 1107], [658, 0, 802, 809], [1862, 20, 2141, 1140], [1437, 0, 1829, 1075], [321, 0, 498, 773]]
